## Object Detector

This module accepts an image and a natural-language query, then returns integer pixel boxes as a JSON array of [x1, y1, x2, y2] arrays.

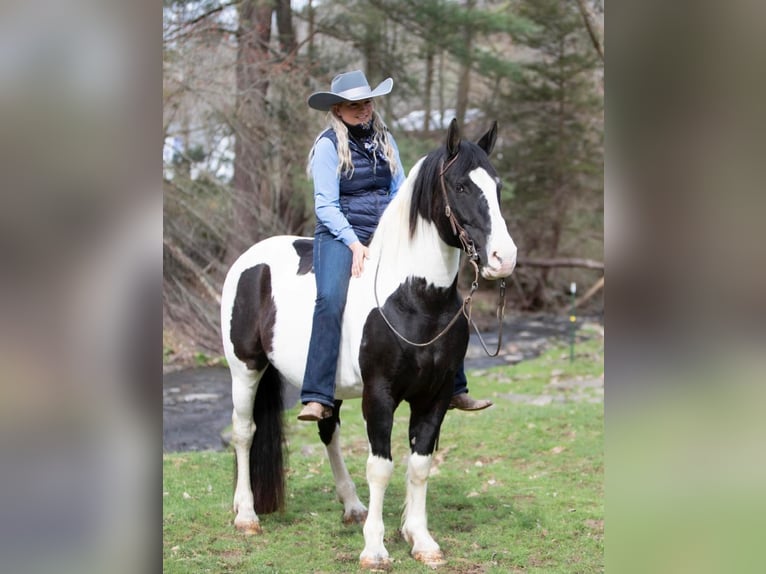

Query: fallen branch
[[517, 257, 604, 270], [555, 275, 604, 314], [575, 276, 604, 308]]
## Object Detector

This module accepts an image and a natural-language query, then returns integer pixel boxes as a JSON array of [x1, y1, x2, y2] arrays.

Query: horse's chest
[[356, 279, 467, 382]]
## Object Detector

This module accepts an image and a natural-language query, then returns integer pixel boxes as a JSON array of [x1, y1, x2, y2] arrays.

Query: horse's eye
[[455, 183, 465, 193]]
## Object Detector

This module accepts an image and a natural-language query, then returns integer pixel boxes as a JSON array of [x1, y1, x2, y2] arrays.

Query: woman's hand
[[349, 241, 369, 278]]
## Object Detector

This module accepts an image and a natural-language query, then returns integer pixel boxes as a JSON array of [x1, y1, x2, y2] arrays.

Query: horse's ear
[[477, 121, 498, 156], [446, 118, 460, 158]]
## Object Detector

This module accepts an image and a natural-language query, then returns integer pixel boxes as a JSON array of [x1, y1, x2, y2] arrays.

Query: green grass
[[164, 337, 603, 573]]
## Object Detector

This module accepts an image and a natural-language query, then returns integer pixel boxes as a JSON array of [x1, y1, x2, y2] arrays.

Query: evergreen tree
[[491, 0, 603, 308]]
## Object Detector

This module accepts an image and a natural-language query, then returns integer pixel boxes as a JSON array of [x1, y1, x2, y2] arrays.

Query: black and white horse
[[220, 119, 517, 570]]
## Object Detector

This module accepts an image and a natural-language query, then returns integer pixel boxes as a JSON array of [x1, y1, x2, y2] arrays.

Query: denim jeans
[[301, 230, 353, 407], [453, 362, 469, 396]]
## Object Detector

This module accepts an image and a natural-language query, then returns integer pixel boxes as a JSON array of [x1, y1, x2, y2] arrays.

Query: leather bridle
[[373, 152, 507, 356], [438, 154, 479, 262]]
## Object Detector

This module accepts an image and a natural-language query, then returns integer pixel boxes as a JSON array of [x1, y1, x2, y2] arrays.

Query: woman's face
[[334, 99, 374, 126]]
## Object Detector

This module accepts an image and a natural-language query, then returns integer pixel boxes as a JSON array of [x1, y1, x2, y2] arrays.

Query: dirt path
[[163, 313, 600, 452]]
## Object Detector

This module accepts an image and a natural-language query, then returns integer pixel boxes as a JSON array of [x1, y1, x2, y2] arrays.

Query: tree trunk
[[362, 14, 384, 88], [424, 47, 434, 133], [307, 0, 315, 63], [228, 0, 274, 263], [438, 50, 445, 127], [574, 0, 604, 62], [275, 0, 296, 56], [455, 0, 476, 129]]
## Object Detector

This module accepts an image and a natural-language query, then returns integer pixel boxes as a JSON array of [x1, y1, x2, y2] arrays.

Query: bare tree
[[163, 1, 314, 352], [228, 0, 274, 261]]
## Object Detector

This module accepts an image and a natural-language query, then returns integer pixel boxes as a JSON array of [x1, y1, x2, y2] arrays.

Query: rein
[[372, 154, 507, 355]]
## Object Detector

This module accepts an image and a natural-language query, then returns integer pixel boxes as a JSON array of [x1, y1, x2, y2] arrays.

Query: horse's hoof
[[342, 508, 368, 525], [234, 519, 262, 535], [359, 556, 392, 571], [413, 550, 446, 568]]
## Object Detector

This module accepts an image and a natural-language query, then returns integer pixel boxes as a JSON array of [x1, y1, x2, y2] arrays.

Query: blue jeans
[[453, 363, 469, 396], [301, 230, 471, 407], [301, 231, 353, 407]]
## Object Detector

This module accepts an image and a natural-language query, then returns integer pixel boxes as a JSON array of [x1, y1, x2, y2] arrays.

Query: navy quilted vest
[[320, 129, 394, 246]]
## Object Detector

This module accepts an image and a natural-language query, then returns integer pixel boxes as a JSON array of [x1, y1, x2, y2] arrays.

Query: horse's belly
[[335, 282, 378, 398], [268, 271, 315, 386], [268, 268, 369, 398]]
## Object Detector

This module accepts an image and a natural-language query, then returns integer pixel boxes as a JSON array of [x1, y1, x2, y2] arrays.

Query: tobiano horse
[[220, 119, 517, 570]]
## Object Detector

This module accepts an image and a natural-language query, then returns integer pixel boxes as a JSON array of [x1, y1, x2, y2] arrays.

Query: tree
[[454, 0, 476, 129], [492, 0, 604, 308], [163, 0, 605, 356], [228, 0, 310, 261], [229, 0, 273, 260], [163, 0, 315, 350]]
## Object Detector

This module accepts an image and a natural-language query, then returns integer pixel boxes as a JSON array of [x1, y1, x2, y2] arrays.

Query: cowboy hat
[[308, 70, 393, 111]]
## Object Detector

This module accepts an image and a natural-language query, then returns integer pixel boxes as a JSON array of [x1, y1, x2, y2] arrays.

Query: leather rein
[[373, 153, 507, 356]]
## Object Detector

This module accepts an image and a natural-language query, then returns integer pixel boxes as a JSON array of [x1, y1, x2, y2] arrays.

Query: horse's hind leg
[[401, 405, 449, 567], [318, 400, 367, 525], [231, 365, 262, 534]]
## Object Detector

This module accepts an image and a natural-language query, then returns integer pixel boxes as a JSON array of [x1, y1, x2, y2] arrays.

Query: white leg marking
[[325, 423, 367, 524], [231, 369, 261, 534], [401, 453, 444, 565], [360, 455, 394, 569]]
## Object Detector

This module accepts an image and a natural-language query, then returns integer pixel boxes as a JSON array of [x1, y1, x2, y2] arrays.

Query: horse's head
[[410, 119, 517, 280]]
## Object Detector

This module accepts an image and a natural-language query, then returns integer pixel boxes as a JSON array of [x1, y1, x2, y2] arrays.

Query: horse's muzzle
[[481, 246, 517, 279]]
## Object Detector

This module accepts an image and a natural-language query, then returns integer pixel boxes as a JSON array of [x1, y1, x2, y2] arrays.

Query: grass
[[163, 336, 603, 573]]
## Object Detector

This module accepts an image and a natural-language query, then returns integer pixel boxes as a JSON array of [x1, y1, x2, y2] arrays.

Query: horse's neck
[[401, 218, 461, 286], [368, 199, 460, 292]]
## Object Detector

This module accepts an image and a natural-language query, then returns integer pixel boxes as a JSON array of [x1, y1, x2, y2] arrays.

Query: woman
[[298, 70, 492, 421]]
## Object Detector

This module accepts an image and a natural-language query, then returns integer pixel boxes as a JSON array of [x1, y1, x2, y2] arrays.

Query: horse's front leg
[[359, 391, 395, 571], [318, 401, 367, 525], [401, 403, 450, 567]]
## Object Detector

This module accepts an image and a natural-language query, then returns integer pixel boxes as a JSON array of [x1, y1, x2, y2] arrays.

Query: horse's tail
[[250, 364, 285, 514]]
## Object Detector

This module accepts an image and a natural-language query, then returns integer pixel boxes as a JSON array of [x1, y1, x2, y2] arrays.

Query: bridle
[[438, 153, 479, 262], [373, 153, 507, 356]]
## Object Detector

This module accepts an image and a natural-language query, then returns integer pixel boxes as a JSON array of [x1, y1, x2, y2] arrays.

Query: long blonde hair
[[307, 109, 400, 179]]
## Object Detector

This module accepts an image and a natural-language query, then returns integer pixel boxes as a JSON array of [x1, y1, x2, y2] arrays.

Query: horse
[[220, 119, 517, 570]]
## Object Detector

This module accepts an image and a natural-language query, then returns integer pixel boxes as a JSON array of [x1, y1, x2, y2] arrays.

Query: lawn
[[163, 335, 603, 573]]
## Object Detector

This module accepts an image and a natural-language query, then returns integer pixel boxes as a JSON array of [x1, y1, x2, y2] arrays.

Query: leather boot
[[449, 393, 493, 411], [297, 401, 333, 421]]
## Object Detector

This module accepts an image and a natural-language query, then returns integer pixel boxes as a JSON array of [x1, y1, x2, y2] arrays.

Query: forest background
[[162, 0, 604, 354]]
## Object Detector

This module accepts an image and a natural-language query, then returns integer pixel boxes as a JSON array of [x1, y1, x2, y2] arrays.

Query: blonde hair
[[306, 109, 400, 179]]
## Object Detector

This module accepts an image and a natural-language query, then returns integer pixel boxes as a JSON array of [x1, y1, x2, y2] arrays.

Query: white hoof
[[359, 554, 392, 571], [234, 517, 262, 535], [413, 549, 446, 568]]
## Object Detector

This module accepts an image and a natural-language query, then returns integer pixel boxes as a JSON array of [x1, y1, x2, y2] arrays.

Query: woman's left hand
[[349, 241, 369, 278]]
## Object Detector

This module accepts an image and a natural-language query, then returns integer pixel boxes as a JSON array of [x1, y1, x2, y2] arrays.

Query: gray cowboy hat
[[308, 70, 393, 111]]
